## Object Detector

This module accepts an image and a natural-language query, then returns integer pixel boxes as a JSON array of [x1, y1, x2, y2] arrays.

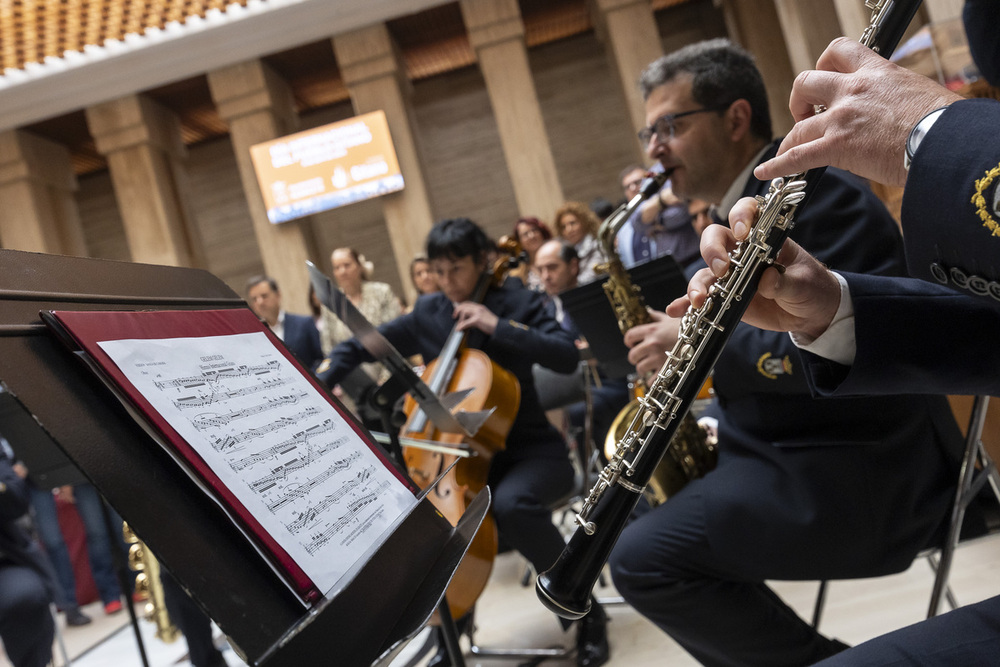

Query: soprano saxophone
[[536, 0, 923, 620]]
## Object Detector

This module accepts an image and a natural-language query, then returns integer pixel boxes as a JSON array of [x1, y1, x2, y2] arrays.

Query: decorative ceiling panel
[[1, 0, 248, 73]]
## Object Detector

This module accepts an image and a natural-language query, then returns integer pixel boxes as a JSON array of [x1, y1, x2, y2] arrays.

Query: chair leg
[[811, 581, 827, 629], [928, 395, 990, 618], [51, 604, 72, 667], [924, 553, 960, 611]]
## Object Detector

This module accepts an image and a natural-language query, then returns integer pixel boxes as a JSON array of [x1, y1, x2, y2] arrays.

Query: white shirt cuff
[[789, 272, 857, 366]]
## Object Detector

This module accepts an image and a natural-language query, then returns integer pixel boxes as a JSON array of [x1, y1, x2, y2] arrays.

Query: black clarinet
[[536, 0, 923, 620]]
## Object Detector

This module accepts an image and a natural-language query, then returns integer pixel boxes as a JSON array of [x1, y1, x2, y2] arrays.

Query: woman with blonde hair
[[554, 201, 607, 284], [321, 247, 402, 390]]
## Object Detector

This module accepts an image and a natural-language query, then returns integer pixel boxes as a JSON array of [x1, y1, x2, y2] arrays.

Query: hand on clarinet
[[666, 197, 843, 341], [754, 37, 960, 187]]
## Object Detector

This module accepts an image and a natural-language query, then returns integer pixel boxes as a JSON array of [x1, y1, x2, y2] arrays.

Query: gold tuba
[[595, 174, 717, 505], [123, 523, 180, 643]]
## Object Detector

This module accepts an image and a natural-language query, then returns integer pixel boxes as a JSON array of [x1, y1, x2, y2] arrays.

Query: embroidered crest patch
[[972, 162, 1000, 236], [756, 353, 792, 380]]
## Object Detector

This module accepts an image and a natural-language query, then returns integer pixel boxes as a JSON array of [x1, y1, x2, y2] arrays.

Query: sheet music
[[98, 331, 416, 596]]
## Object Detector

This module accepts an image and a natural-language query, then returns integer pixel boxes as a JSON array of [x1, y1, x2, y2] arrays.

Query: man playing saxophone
[[609, 39, 967, 666]]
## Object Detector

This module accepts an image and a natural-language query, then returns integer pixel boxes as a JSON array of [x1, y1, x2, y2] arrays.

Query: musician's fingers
[[755, 127, 837, 183], [755, 264, 785, 301], [685, 267, 718, 309], [628, 342, 666, 377], [700, 225, 735, 278], [665, 295, 691, 318], [814, 36, 871, 75], [623, 321, 657, 348], [787, 69, 843, 121], [728, 197, 759, 241]]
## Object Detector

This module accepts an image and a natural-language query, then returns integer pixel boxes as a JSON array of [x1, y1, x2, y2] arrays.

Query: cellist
[[317, 217, 610, 667]]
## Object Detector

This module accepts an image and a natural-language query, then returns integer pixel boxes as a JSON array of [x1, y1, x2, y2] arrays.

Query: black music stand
[[0, 248, 487, 667], [560, 254, 688, 379]]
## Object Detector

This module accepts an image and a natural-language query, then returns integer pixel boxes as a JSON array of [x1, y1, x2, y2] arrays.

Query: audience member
[[687, 198, 714, 236], [246, 275, 324, 371], [27, 481, 125, 623], [319, 248, 402, 422], [409, 256, 439, 298], [511, 216, 554, 291], [615, 164, 701, 269], [553, 202, 607, 285]]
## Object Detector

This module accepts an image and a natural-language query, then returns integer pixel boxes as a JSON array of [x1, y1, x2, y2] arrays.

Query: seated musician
[[317, 218, 610, 667], [532, 239, 630, 459], [606, 40, 966, 666]]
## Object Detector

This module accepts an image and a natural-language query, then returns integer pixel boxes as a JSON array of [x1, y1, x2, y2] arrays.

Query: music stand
[[560, 254, 688, 379], [0, 248, 486, 667]]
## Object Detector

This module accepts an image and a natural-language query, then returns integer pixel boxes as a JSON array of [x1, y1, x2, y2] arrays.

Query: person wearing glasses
[[608, 39, 968, 666], [615, 164, 701, 270]]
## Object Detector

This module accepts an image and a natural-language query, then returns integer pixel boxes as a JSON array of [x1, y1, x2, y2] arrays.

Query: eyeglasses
[[638, 106, 727, 146]]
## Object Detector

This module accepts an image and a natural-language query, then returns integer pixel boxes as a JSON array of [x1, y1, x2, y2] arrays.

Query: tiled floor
[[6, 533, 998, 667]]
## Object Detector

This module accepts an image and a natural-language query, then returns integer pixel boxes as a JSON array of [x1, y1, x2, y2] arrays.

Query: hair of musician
[[639, 38, 772, 142], [246, 274, 278, 294], [427, 218, 495, 263], [512, 216, 553, 244], [555, 239, 579, 265], [554, 201, 601, 239]]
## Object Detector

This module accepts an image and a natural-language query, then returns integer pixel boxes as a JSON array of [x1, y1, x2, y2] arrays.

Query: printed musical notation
[[97, 332, 416, 596]]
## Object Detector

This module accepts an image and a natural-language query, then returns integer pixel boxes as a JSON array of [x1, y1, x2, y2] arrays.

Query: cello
[[400, 239, 523, 622]]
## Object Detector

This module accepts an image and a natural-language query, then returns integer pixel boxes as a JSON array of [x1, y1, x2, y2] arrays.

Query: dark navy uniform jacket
[[320, 282, 578, 461], [698, 142, 964, 579], [801, 0, 1000, 397], [900, 0, 1000, 302]]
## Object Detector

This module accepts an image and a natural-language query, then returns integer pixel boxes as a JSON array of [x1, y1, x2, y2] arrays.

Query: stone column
[[773, 0, 844, 76], [0, 130, 86, 255], [460, 0, 564, 222], [720, 0, 797, 136], [590, 0, 664, 157], [208, 60, 313, 313], [332, 23, 435, 307], [86, 95, 205, 268]]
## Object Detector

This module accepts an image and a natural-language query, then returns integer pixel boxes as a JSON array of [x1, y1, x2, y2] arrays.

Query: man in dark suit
[[318, 218, 609, 667], [1, 446, 57, 667], [533, 239, 630, 458], [684, 4, 1000, 662], [246, 275, 323, 371], [612, 40, 965, 666]]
